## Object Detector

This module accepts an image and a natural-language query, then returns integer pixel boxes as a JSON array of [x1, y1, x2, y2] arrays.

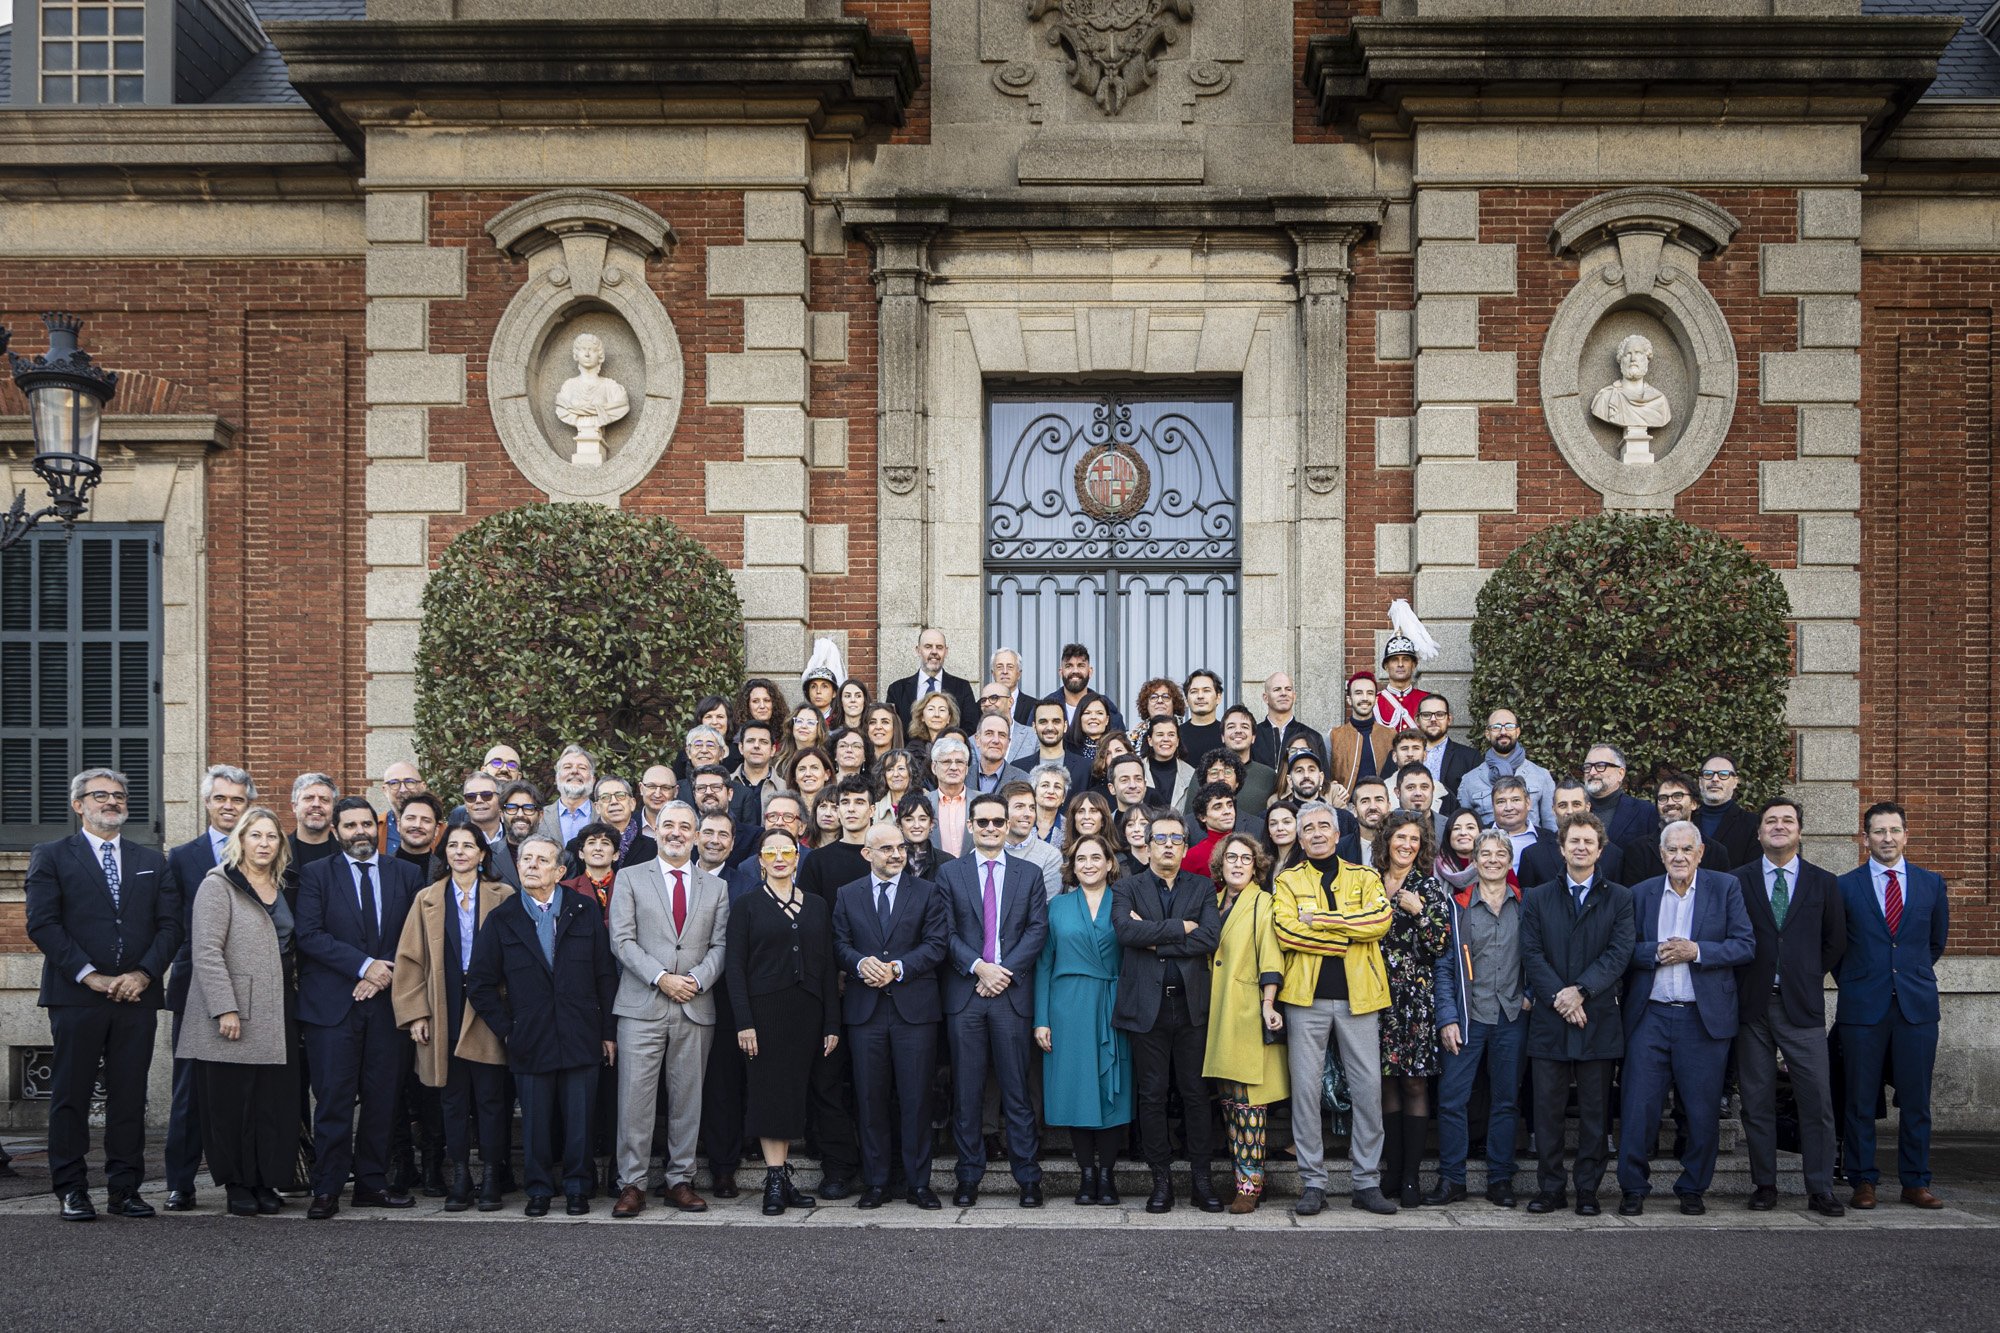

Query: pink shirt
[[935, 788, 968, 858]]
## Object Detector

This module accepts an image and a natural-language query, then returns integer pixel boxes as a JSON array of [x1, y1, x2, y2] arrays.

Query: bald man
[[1250, 672, 1326, 771]]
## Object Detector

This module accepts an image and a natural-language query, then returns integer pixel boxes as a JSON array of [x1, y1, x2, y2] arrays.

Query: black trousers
[[516, 1065, 595, 1199], [46, 1003, 156, 1196], [807, 1033, 862, 1181], [197, 1057, 298, 1190], [1532, 1057, 1616, 1197], [165, 1009, 203, 1194], [389, 1064, 444, 1170], [1129, 988, 1212, 1175], [303, 997, 408, 1197], [440, 1058, 510, 1170], [849, 1007, 938, 1189], [701, 987, 748, 1176]]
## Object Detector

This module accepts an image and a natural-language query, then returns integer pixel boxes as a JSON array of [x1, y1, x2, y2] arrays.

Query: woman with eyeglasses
[[726, 827, 841, 1215], [1202, 832, 1288, 1213], [1126, 677, 1186, 753], [1033, 832, 1132, 1206], [779, 706, 831, 775], [831, 729, 875, 785], [1371, 808, 1453, 1208]]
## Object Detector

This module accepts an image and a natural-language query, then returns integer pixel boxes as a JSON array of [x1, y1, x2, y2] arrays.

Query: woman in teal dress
[[1034, 831, 1133, 1207]]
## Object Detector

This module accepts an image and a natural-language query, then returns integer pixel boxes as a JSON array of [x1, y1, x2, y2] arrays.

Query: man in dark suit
[[1835, 801, 1951, 1211], [24, 768, 178, 1222], [1615, 820, 1754, 1215], [1520, 781, 1624, 887], [295, 796, 425, 1219], [467, 833, 619, 1216], [1732, 796, 1847, 1216], [885, 626, 979, 727], [1582, 743, 1660, 858], [161, 762, 255, 1211], [1519, 811, 1635, 1217], [1691, 752, 1759, 869], [1415, 694, 1478, 818], [937, 792, 1048, 1207], [832, 824, 951, 1209], [1111, 809, 1224, 1213]]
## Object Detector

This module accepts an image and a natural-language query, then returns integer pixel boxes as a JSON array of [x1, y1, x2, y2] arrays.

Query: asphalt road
[[4, 1216, 1995, 1333]]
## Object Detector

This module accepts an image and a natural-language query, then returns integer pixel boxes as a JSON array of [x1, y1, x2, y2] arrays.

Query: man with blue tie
[[162, 763, 255, 1211], [937, 791, 1049, 1207], [1836, 801, 1951, 1210], [25, 769, 178, 1222], [1616, 820, 1754, 1216], [295, 796, 424, 1219], [833, 823, 951, 1209]]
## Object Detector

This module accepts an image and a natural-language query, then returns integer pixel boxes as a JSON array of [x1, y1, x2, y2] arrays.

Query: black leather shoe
[[762, 1170, 787, 1216], [908, 1186, 943, 1210], [953, 1182, 979, 1207], [1808, 1192, 1846, 1218], [477, 1173, 504, 1213], [105, 1190, 155, 1218], [857, 1187, 887, 1210], [710, 1173, 739, 1200], [566, 1192, 590, 1216], [226, 1185, 259, 1217], [1145, 1176, 1173, 1214], [1486, 1181, 1517, 1208], [779, 1166, 816, 1209], [1019, 1181, 1043, 1209], [444, 1162, 473, 1213], [60, 1190, 96, 1222], [1098, 1170, 1120, 1206], [1575, 1193, 1601, 1217], [1526, 1192, 1564, 1214], [1619, 1192, 1645, 1216], [816, 1176, 855, 1201], [1423, 1180, 1467, 1206], [1192, 1176, 1225, 1214], [351, 1186, 414, 1209], [163, 1189, 196, 1213], [523, 1194, 550, 1217], [1074, 1166, 1099, 1206], [307, 1194, 339, 1220], [254, 1188, 284, 1215], [1747, 1185, 1777, 1211], [1678, 1193, 1706, 1216]]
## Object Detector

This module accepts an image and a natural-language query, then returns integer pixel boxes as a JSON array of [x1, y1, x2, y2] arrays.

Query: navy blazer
[[164, 831, 221, 1015], [937, 851, 1048, 1018], [1519, 872, 1635, 1062], [1434, 739, 1480, 816], [294, 853, 422, 1029], [887, 669, 979, 728], [1623, 870, 1756, 1042], [1595, 792, 1662, 857], [1834, 861, 1949, 1027], [832, 872, 950, 1026], [1732, 857, 1845, 1029], [24, 833, 177, 1009], [466, 888, 617, 1075]]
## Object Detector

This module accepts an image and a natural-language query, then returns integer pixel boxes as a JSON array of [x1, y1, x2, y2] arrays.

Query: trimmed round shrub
[[414, 502, 744, 797], [1468, 514, 1792, 801]]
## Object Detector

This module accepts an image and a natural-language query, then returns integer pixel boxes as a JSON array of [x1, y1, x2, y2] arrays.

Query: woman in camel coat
[[392, 823, 513, 1211]]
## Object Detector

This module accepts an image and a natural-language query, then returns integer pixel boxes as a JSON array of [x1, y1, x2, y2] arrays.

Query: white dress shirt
[[1650, 881, 1700, 1003]]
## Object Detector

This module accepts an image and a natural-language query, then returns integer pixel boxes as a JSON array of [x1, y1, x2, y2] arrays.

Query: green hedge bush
[[1468, 514, 1792, 801], [414, 502, 744, 798]]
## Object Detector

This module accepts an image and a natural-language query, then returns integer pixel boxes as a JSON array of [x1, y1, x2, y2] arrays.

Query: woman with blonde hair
[[176, 806, 298, 1216], [904, 690, 961, 759]]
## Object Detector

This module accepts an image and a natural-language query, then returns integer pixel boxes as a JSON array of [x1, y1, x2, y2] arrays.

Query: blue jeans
[[1436, 1011, 1525, 1187]]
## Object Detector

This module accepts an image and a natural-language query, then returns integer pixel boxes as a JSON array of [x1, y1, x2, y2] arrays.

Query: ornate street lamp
[[1, 312, 119, 550]]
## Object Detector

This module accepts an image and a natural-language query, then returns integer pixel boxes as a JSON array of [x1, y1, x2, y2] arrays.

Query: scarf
[[1483, 746, 1526, 778]]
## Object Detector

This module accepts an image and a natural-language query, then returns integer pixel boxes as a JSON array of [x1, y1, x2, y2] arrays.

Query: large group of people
[[22, 622, 1952, 1223]]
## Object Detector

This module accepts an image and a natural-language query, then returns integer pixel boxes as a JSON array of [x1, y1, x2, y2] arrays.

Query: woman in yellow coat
[[1202, 832, 1289, 1212]]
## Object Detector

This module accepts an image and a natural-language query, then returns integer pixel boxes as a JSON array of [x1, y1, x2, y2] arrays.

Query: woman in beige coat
[[175, 807, 296, 1217], [392, 823, 513, 1211]]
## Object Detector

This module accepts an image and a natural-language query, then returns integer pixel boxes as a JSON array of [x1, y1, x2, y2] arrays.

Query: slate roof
[[1865, 0, 2000, 98]]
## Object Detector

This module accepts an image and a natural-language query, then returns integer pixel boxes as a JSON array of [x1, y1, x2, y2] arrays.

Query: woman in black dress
[[726, 827, 842, 1215]]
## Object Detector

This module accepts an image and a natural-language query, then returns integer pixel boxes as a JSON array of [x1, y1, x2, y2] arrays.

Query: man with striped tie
[[1835, 801, 1951, 1210]]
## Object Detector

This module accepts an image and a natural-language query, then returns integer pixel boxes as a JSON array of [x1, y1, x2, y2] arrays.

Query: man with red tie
[[1834, 802, 1951, 1210]]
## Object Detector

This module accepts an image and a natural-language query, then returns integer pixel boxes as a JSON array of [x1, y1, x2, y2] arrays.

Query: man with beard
[[1219, 705, 1277, 814], [1692, 752, 1759, 869], [381, 761, 430, 856], [1325, 673, 1395, 794], [390, 793, 443, 877], [1336, 777, 1393, 866], [296, 797, 424, 1218], [1583, 743, 1660, 859], [386, 788, 450, 1197], [886, 626, 980, 729], [1043, 642, 1124, 730], [1624, 770, 1735, 881], [1281, 750, 1355, 830], [1415, 695, 1478, 818], [539, 744, 597, 850], [1179, 669, 1225, 766], [288, 773, 341, 894], [1455, 708, 1556, 830], [687, 765, 755, 870], [1024, 698, 1094, 797]]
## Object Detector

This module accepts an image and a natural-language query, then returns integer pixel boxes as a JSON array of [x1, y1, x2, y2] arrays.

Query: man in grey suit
[[607, 800, 729, 1216]]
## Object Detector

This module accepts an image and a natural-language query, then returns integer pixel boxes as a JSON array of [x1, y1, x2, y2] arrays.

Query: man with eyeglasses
[[481, 744, 524, 782], [936, 792, 1048, 1207], [980, 681, 1039, 765], [728, 792, 809, 904], [1692, 751, 1758, 869], [1455, 708, 1556, 830], [637, 764, 678, 828], [1625, 769, 1733, 881], [574, 775, 656, 874], [926, 737, 974, 859], [1111, 809, 1224, 1213], [457, 771, 519, 890], [682, 766, 758, 871], [26, 769, 177, 1222], [1582, 743, 1660, 859], [381, 761, 430, 856], [1415, 694, 1478, 818]]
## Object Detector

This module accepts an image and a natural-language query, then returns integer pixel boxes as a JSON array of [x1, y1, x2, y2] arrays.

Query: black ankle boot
[[762, 1167, 787, 1216], [781, 1163, 816, 1209], [1098, 1163, 1121, 1206], [476, 1169, 504, 1213], [1074, 1165, 1099, 1206], [444, 1161, 473, 1213]]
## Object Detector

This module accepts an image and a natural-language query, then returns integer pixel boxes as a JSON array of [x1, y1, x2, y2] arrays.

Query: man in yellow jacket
[[1272, 799, 1397, 1216]]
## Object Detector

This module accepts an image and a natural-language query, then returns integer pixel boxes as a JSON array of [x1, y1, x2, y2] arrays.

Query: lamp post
[[1, 312, 119, 550]]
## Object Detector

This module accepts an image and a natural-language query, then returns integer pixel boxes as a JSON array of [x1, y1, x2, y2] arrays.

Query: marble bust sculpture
[[553, 332, 631, 467], [1589, 333, 1672, 465]]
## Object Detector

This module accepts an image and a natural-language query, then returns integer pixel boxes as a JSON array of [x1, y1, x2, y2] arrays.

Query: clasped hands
[[972, 959, 1013, 997], [86, 970, 151, 1003], [858, 956, 898, 988], [656, 972, 699, 1003], [353, 958, 394, 1003], [1552, 985, 1590, 1028], [1657, 937, 1699, 966]]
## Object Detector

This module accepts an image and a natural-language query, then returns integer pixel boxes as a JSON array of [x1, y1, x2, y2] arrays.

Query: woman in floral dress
[[1371, 809, 1452, 1208]]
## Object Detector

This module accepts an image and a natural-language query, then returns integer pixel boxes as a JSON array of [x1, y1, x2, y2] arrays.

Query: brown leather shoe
[[1900, 1186, 1944, 1210], [611, 1185, 647, 1219], [1850, 1181, 1877, 1210], [664, 1182, 709, 1213]]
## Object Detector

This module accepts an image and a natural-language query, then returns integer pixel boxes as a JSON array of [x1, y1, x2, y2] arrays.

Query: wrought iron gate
[[984, 395, 1239, 709]]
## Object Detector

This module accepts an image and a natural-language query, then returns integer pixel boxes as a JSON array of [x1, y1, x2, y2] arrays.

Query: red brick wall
[[1344, 239, 1417, 669], [809, 239, 882, 690], [1861, 258, 1999, 952]]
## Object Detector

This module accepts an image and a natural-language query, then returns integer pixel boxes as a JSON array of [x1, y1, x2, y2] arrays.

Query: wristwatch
[[1574, 985, 1590, 1002]]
